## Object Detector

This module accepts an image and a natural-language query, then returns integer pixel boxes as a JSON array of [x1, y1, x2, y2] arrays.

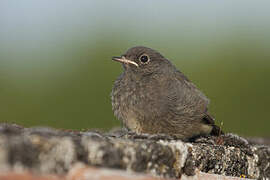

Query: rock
[[0, 123, 269, 179]]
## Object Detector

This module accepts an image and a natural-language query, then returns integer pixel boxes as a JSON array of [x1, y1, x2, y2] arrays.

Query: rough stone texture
[[0, 165, 254, 180], [0, 123, 269, 179]]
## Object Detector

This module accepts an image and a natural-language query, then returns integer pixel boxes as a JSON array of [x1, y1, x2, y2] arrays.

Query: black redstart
[[111, 46, 221, 140]]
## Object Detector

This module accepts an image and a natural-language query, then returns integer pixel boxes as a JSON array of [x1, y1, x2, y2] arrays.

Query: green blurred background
[[0, 1, 269, 136]]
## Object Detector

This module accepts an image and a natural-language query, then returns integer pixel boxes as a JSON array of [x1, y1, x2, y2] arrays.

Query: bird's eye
[[139, 54, 150, 64]]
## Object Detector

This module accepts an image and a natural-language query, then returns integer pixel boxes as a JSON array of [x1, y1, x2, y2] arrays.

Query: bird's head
[[112, 46, 171, 76]]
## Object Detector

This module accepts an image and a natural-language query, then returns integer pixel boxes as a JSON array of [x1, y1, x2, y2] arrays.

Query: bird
[[111, 46, 222, 140]]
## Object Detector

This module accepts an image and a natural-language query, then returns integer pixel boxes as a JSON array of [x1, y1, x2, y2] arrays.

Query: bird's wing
[[202, 112, 215, 125], [166, 69, 213, 123]]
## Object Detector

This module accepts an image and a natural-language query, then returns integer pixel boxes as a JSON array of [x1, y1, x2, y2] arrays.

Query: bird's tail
[[211, 124, 224, 136], [202, 113, 224, 136]]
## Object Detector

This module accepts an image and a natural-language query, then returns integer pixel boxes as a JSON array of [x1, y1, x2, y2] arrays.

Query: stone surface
[[0, 165, 253, 180], [0, 123, 269, 179]]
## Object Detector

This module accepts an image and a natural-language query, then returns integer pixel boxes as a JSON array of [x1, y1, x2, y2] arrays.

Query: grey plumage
[[111, 46, 221, 140]]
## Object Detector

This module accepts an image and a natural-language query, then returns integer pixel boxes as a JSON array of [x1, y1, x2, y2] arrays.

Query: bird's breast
[[111, 76, 155, 130]]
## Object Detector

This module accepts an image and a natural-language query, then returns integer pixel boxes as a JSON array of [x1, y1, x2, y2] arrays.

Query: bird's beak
[[112, 56, 138, 67]]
